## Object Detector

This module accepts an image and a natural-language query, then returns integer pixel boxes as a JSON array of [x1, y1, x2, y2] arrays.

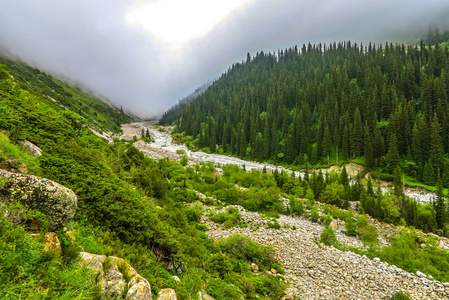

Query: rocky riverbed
[[203, 205, 449, 299], [120, 122, 437, 203]]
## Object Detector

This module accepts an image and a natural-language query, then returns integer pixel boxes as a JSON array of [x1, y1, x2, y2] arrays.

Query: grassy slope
[[0, 53, 132, 134]]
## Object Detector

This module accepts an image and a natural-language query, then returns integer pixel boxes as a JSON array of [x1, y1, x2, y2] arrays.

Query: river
[[121, 122, 436, 203]]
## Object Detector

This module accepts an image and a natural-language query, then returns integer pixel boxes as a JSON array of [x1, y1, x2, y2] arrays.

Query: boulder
[[79, 252, 152, 300], [30, 232, 61, 256], [18, 140, 42, 157], [157, 288, 177, 300], [416, 271, 427, 278], [329, 219, 339, 232], [0, 169, 77, 230], [0, 158, 28, 174]]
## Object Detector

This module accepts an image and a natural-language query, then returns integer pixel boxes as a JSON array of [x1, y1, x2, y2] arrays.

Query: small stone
[[280, 292, 294, 300], [251, 263, 259, 272], [416, 271, 427, 278]]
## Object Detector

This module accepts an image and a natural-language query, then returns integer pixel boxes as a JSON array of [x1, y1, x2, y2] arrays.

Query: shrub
[[358, 225, 379, 244], [320, 215, 333, 226], [391, 291, 411, 299], [310, 205, 319, 222], [218, 235, 276, 269], [207, 278, 244, 300], [289, 197, 305, 215], [210, 207, 241, 228], [357, 214, 369, 228], [331, 206, 347, 220], [253, 275, 286, 299], [196, 224, 209, 231], [320, 225, 339, 247], [323, 204, 331, 215], [267, 221, 281, 229], [180, 155, 188, 166], [345, 209, 357, 236]]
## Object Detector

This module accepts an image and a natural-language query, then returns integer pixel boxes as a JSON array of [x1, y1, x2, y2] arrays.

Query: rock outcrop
[[0, 169, 77, 230], [79, 252, 151, 300], [157, 288, 177, 300], [17, 140, 42, 157]]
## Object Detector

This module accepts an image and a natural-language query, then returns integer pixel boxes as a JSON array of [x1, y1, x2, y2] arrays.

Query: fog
[[0, 0, 448, 117]]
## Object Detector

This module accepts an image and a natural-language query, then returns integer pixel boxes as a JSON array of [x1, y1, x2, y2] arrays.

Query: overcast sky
[[1, 0, 448, 118]]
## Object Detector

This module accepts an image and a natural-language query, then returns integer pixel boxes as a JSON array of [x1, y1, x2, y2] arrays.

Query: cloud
[[0, 0, 448, 117]]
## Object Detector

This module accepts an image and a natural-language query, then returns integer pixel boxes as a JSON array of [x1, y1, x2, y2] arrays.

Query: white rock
[[416, 271, 427, 278]]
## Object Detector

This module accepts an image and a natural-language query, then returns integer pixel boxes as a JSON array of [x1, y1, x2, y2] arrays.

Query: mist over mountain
[[0, 0, 448, 117]]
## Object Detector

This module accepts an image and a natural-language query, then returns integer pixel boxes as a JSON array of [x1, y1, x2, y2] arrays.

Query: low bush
[[320, 225, 340, 247], [217, 235, 276, 269]]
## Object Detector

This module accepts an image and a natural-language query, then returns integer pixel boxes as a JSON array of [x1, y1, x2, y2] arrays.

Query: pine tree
[[352, 108, 363, 157], [323, 125, 331, 165], [386, 133, 400, 173], [430, 114, 444, 175], [393, 166, 403, 197], [364, 124, 374, 169], [435, 180, 446, 230], [423, 160, 436, 185], [342, 125, 350, 160], [340, 166, 349, 187]]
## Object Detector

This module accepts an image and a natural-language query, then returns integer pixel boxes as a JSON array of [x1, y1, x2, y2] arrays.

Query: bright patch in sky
[[126, 0, 254, 53]]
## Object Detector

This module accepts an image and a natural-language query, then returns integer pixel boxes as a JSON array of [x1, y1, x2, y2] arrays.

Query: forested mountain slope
[[167, 42, 449, 186]]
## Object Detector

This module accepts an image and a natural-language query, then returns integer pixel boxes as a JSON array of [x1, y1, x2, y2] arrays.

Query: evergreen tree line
[[162, 41, 449, 185], [272, 165, 447, 236]]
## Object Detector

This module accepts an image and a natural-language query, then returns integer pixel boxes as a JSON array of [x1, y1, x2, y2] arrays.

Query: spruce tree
[[393, 166, 403, 197], [386, 133, 400, 173], [430, 114, 444, 175], [423, 160, 436, 185], [323, 125, 331, 165], [364, 124, 374, 169], [435, 180, 446, 230]]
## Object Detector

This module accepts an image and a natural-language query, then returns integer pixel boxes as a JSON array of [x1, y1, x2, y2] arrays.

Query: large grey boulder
[[79, 252, 152, 300], [0, 169, 77, 230], [17, 140, 43, 157]]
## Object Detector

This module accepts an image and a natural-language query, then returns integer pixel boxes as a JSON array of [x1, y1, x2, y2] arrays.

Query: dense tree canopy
[[164, 41, 449, 186]]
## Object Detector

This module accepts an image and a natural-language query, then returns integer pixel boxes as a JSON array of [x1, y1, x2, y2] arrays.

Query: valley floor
[[120, 122, 448, 299]]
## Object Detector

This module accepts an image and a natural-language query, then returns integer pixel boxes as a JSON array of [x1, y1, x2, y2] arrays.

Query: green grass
[[402, 175, 449, 195], [350, 156, 366, 166]]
